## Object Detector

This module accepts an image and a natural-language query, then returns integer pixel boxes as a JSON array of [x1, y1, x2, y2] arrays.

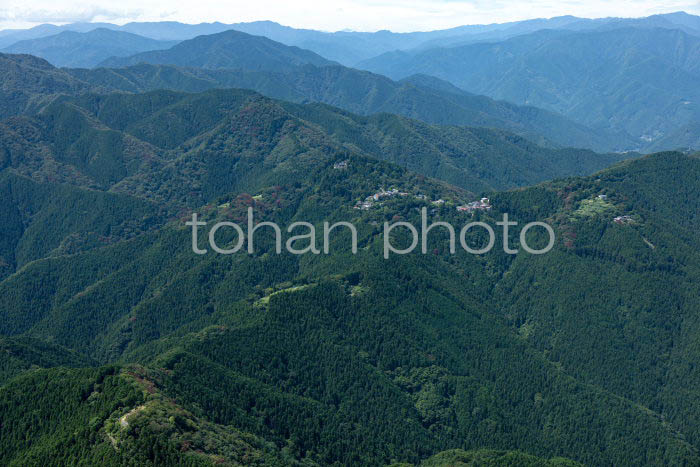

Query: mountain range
[[98, 30, 337, 71], [0, 50, 628, 152], [1, 28, 178, 68], [1, 82, 700, 463], [2, 11, 700, 466], [1, 12, 698, 65], [0, 86, 626, 218], [1, 14, 698, 151], [358, 27, 700, 149]]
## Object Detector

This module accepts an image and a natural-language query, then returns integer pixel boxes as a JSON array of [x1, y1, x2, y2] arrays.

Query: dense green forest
[[0, 86, 628, 206], [2, 110, 700, 465], [1, 21, 699, 465]]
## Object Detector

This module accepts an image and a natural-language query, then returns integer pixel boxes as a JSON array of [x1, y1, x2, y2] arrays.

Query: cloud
[[0, 4, 142, 26], [0, 0, 698, 32], [218, 0, 700, 31]]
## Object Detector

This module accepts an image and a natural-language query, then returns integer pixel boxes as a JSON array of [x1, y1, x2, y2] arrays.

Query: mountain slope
[[0, 336, 96, 384], [358, 27, 700, 151], [1, 29, 179, 68], [0, 53, 99, 119], [412, 12, 700, 50], [72, 61, 629, 151], [99, 30, 337, 71], [0, 87, 629, 201], [278, 99, 628, 192], [0, 365, 298, 465], [1, 67, 699, 463], [0, 46, 630, 152], [416, 449, 581, 466], [491, 151, 700, 448], [647, 121, 700, 152], [2, 145, 700, 465], [4, 40, 700, 465], [0, 169, 166, 280]]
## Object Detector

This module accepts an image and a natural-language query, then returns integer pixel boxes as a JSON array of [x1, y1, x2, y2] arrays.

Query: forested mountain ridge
[[0, 365, 303, 465], [0, 84, 628, 282], [0, 86, 475, 278], [0, 170, 166, 281], [0, 86, 629, 209], [493, 151, 700, 448], [0, 50, 627, 152], [77, 63, 631, 151], [0, 53, 100, 120]]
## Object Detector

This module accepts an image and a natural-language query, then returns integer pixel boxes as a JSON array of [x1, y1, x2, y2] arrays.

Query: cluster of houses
[[353, 188, 493, 214], [354, 188, 410, 210], [595, 194, 635, 225], [614, 215, 633, 224], [457, 198, 492, 213], [341, 160, 494, 214]]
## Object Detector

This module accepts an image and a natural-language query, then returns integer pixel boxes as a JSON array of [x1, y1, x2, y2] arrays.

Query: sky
[[0, 0, 699, 32]]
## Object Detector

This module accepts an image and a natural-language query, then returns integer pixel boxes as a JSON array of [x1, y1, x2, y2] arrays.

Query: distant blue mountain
[[358, 27, 700, 150], [1, 12, 697, 65], [98, 30, 337, 71], [1, 29, 178, 68]]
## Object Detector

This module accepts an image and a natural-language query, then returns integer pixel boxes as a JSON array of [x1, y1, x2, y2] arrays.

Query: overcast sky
[[1, 0, 698, 32]]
